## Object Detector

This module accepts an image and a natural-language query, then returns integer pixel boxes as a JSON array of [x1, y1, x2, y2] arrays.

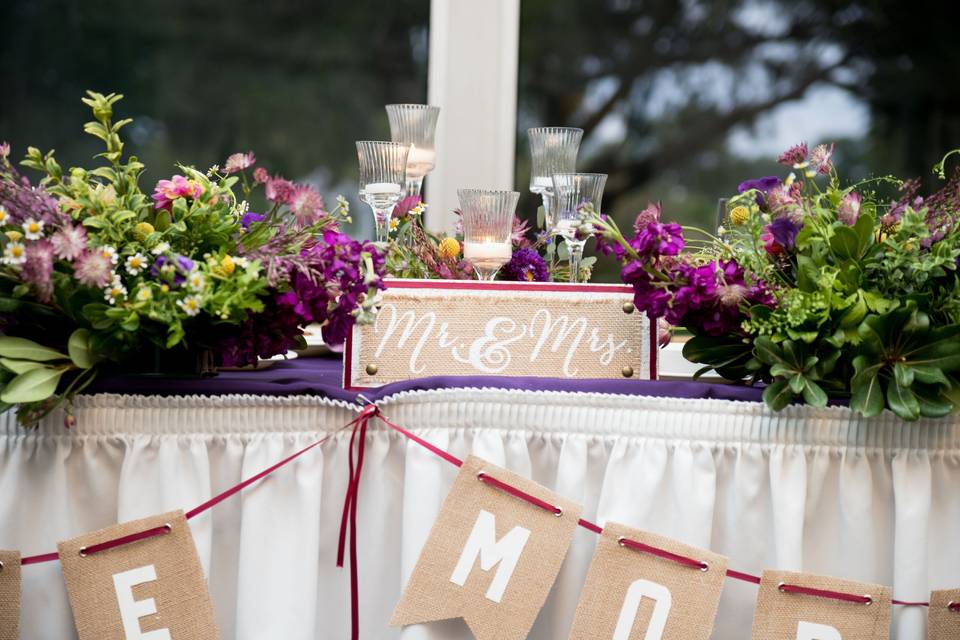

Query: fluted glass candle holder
[[528, 127, 583, 226], [356, 141, 410, 245], [386, 104, 440, 199], [458, 188, 519, 281], [551, 172, 607, 284]]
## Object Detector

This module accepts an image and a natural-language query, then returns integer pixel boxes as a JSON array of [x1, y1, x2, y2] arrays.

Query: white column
[[426, 0, 521, 233]]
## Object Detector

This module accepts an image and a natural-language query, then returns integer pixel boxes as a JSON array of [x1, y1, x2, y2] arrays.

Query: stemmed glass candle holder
[[458, 189, 519, 281], [386, 104, 440, 198], [551, 173, 607, 284], [356, 141, 410, 245], [528, 127, 583, 224]]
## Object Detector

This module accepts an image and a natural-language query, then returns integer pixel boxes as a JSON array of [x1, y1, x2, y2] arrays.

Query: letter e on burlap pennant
[[391, 454, 582, 640], [0, 550, 20, 640], [568, 522, 727, 639], [751, 570, 890, 640], [58, 510, 219, 640], [928, 588, 960, 639]]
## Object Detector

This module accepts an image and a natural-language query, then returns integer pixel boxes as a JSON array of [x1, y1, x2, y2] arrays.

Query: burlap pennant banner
[[391, 454, 583, 639], [927, 588, 960, 639], [0, 550, 21, 640], [568, 522, 728, 639], [58, 510, 219, 640], [751, 570, 891, 639]]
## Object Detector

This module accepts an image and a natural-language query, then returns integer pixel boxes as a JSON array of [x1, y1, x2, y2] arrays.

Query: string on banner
[[19, 410, 367, 566], [370, 408, 933, 609]]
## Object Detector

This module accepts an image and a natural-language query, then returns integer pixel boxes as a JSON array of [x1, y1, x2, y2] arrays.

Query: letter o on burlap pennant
[[0, 550, 21, 640], [751, 570, 891, 639], [928, 588, 960, 639], [391, 454, 582, 640], [568, 522, 727, 639], [58, 510, 219, 640]]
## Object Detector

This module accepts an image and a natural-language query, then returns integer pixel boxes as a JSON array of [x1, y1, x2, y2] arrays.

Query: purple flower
[[241, 212, 266, 230], [738, 176, 780, 210], [501, 248, 549, 282], [393, 195, 422, 220], [838, 192, 861, 226], [777, 142, 808, 167], [22, 240, 54, 302], [150, 254, 195, 286], [511, 216, 532, 248], [761, 217, 801, 255], [635, 221, 684, 257]]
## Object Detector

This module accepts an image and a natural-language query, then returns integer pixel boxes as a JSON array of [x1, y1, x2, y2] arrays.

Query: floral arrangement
[[587, 143, 960, 421], [0, 92, 384, 426], [383, 199, 593, 282]]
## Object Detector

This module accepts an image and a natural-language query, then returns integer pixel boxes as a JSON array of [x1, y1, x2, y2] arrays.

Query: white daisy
[[98, 245, 119, 264], [125, 253, 148, 276], [177, 295, 202, 316], [2, 241, 26, 265], [22, 218, 44, 240], [136, 288, 153, 302], [233, 256, 250, 268], [0, 206, 8, 225], [151, 242, 170, 255], [187, 271, 206, 291], [103, 277, 127, 305]]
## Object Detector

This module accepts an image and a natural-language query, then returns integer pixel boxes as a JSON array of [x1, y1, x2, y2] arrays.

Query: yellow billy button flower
[[160, 284, 170, 293], [220, 255, 236, 275], [438, 236, 461, 261], [729, 206, 750, 226], [133, 221, 155, 242]]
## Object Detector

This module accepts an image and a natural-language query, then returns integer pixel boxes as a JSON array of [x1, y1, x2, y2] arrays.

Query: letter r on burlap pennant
[[58, 510, 219, 640], [928, 588, 960, 639], [0, 550, 20, 640], [568, 522, 727, 639], [751, 570, 891, 640], [391, 454, 582, 640]]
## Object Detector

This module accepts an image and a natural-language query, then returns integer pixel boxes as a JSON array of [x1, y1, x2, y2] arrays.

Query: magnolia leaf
[[886, 380, 920, 421], [769, 363, 794, 378], [850, 357, 885, 417], [0, 358, 45, 375], [788, 373, 805, 394], [801, 379, 828, 407], [893, 362, 914, 388], [762, 379, 794, 411], [0, 336, 68, 362], [0, 367, 66, 403], [912, 365, 949, 386], [753, 336, 786, 366], [68, 329, 95, 369], [830, 226, 861, 259]]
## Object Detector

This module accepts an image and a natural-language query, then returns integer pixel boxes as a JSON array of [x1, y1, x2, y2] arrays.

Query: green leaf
[[830, 226, 861, 259], [886, 380, 920, 421], [893, 362, 914, 388], [769, 363, 795, 378], [68, 329, 95, 369], [753, 336, 786, 366], [762, 379, 794, 411], [796, 256, 820, 293], [0, 336, 68, 362], [0, 367, 66, 403], [850, 356, 885, 417], [0, 358, 46, 374], [912, 365, 948, 386], [801, 380, 828, 407], [853, 211, 875, 250], [788, 374, 805, 394]]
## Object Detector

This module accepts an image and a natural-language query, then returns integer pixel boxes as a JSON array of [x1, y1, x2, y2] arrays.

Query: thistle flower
[[177, 295, 203, 316], [22, 218, 44, 240], [223, 151, 256, 174], [2, 241, 26, 265], [265, 177, 296, 205], [125, 253, 148, 275], [777, 142, 808, 167], [838, 191, 861, 226], [810, 143, 835, 175], [73, 250, 114, 287], [287, 184, 325, 228], [50, 224, 87, 260]]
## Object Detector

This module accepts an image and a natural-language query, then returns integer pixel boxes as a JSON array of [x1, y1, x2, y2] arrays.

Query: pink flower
[[73, 249, 114, 287], [838, 191, 861, 226], [777, 142, 808, 167], [810, 143, 835, 175], [50, 224, 87, 260], [393, 195, 422, 219], [253, 167, 269, 184], [657, 318, 672, 348], [288, 184, 326, 228], [633, 201, 662, 234], [0, 142, 9, 159], [223, 151, 256, 174], [22, 240, 54, 302], [265, 177, 296, 205], [152, 175, 203, 211], [511, 215, 532, 247]]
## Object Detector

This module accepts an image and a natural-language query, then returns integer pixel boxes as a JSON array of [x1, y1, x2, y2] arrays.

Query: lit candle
[[363, 182, 403, 196], [463, 240, 512, 267], [532, 176, 553, 190], [406, 145, 437, 179]]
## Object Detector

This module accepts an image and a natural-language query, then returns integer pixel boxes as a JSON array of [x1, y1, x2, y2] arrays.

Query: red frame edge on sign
[[342, 278, 654, 389]]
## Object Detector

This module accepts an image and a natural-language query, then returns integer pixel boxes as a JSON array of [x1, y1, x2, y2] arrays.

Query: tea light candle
[[364, 182, 403, 196], [531, 176, 553, 190], [463, 240, 512, 264], [406, 146, 437, 179]]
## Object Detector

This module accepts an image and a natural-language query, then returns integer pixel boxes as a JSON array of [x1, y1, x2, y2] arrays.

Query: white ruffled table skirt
[[2, 389, 959, 639]]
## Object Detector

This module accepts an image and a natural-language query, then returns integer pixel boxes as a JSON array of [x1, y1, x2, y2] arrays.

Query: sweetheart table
[[1, 357, 958, 639]]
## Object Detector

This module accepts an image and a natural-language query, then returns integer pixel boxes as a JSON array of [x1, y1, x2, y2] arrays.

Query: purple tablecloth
[[88, 356, 766, 404]]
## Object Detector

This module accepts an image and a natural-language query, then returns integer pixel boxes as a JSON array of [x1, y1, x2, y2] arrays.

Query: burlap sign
[[568, 522, 728, 639], [391, 454, 583, 639], [927, 588, 960, 639], [58, 510, 219, 640], [751, 570, 891, 639], [0, 550, 20, 640]]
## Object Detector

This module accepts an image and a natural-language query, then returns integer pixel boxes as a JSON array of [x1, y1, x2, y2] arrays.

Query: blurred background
[[2, 0, 959, 280]]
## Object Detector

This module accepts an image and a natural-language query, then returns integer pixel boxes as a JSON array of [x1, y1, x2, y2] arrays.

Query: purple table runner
[[88, 356, 765, 404]]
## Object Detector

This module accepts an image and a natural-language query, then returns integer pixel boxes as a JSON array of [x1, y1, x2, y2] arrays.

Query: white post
[[426, 0, 521, 233]]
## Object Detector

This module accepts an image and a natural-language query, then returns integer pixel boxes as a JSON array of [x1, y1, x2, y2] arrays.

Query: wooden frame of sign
[[343, 279, 657, 389]]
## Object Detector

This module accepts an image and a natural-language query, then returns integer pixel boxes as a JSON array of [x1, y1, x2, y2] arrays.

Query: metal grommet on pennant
[[0, 559, 4, 572], [948, 600, 959, 612], [78, 547, 88, 558], [699, 561, 709, 572], [863, 594, 873, 606], [163, 523, 173, 534], [778, 582, 787, 593], [553, 506, 563, 517], [617, 536, 626, 547]]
